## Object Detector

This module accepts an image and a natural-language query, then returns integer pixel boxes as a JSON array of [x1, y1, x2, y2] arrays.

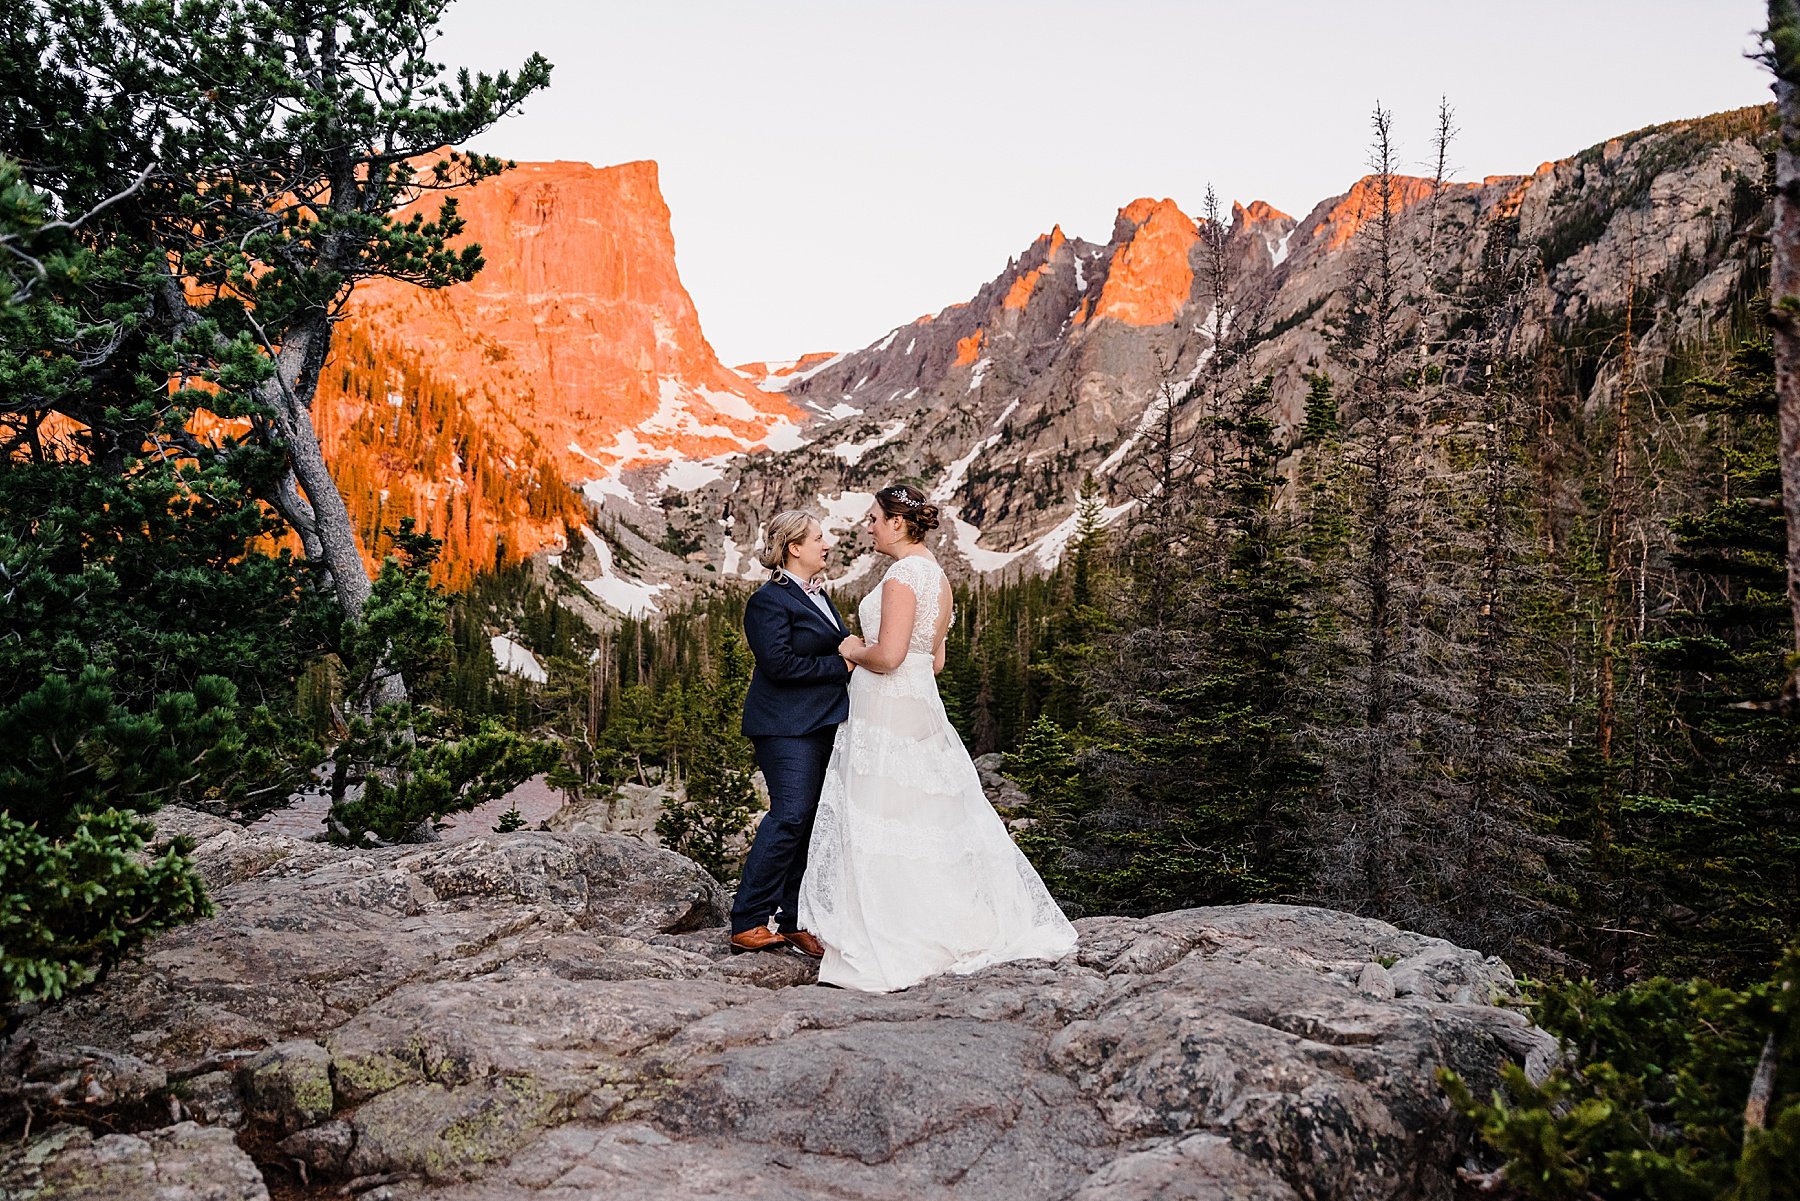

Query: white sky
[[434, 1, 1772, 366]]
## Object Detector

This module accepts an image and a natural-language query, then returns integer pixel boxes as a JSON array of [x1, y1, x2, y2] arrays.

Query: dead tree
[[1764, 1, 1800, 699]]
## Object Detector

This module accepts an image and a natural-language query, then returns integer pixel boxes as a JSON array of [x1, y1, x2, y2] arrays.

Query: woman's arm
[[744, 592, 852, 684], [841, 578, 915, 674], [933, 636, 946, 675]]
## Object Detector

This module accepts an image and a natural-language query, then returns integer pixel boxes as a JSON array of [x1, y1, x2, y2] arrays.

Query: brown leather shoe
[[729, 927, 788, 954], [783, 930, 825, 960]]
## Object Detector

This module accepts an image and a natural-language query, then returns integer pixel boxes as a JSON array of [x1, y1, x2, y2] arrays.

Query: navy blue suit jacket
[[740, 576, 852, 738]]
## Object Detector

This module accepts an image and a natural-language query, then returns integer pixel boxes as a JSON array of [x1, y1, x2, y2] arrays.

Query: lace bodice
[[859, 555, 947, 656]]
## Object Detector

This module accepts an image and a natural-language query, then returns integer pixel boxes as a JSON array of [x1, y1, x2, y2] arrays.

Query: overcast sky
[[433, 1, 1771, 366]]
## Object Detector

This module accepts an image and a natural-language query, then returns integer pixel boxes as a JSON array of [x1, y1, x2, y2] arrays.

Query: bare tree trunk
[[1467, 363, 1509, 881], [1358, 108, 1406, 917], [1767, 4, 1800, 696], [1745, 1029, 1780, 1140], [1417, 98, 1456, 371], [259, 316, 407, 708], [266, 466, 328, 572], [1596, 256, 1637, 853]]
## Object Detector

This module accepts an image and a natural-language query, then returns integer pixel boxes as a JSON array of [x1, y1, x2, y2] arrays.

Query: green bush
[[653, 630, 759, 883], [326, 520, 556, 845], [1442, 947, 1799, 1200], [0, 809, 210, 1017]]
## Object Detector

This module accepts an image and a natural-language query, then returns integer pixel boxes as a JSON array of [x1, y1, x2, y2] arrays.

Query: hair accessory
[[882, 488, 922, 509]]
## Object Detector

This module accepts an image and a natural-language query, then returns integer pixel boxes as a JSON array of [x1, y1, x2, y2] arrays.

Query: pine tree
[[1622, 310, 1800, 978], [1038, 476, 1111, 731], [4, 0, 551, 704], [1306, 105, 1432, 921], [655, 629, 761, 882], [324, 522, 555, 844], [1064, 375, 1318, 913]]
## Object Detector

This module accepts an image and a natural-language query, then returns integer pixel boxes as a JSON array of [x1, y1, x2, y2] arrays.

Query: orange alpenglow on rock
[[1001, 227, 1069, 311], [1003, 266, 1045, 311], [776, 351, 840, 378], [1490, 174, 1536, 220], [312, 322, 587, 587], [954, 329, 986, 366], [338, 159, 802, 487], [1092, 198, 1197, 327], [1232, 199, 1293, 226], [1319, 174, 1480, 251], [296, 157, 806, 584]]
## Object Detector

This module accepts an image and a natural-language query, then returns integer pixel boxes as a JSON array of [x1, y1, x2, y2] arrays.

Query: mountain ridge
[[318, 105, 1772, 610]]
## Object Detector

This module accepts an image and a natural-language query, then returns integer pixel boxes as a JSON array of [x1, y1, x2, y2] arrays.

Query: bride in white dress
[[797, 483, 1079, 992]]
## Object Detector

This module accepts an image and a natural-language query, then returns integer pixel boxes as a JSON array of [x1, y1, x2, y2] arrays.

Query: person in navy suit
[[729, 509, 852, 957]]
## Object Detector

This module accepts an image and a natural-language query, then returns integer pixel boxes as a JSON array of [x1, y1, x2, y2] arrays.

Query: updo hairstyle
[[758, 509, 819, 578], [874, 483, 940, 543]]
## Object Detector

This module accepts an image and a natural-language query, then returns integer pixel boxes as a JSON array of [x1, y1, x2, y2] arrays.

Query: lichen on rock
[[0, 808, 1552, 1200]]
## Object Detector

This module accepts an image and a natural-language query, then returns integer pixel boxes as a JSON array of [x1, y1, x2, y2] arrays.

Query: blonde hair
[[758, 510, 820, 577]]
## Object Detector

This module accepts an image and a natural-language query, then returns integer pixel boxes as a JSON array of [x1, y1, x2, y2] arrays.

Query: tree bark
[[265, 466, 328, 575], [1744, 1029, 1778, 1140], [258, 316, 408, 708], [1770, 28, 1800, 693]]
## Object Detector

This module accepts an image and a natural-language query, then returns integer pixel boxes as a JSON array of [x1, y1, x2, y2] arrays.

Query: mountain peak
[[312, 156, 805, 584], [1233, 199, 1293, 226], [1117, 196, 1188, 230], [1315, 174, 1479, 251], [1095, 197, 1197, 327]]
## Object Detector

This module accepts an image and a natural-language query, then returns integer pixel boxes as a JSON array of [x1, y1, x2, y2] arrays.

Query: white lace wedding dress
[[798, 554, 1078, 992]]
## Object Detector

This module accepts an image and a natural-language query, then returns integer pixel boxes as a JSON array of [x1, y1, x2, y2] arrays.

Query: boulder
[[3, 809, 1552, 1200], [236, 1041, 332, 1135], [0, 1122, 266, 1201]]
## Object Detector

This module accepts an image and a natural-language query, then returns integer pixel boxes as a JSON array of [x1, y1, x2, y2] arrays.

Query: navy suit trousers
[[730, 727, 837, 934]]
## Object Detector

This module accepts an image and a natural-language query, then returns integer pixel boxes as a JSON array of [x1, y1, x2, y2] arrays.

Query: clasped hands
[[839, 634, 866, 672]]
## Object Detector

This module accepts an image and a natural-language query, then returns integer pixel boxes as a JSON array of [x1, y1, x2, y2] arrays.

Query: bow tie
[[785, 570, 827, 595]]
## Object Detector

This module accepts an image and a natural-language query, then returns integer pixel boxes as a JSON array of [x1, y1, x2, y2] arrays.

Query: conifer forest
[[1, 1, 1797, 1196]]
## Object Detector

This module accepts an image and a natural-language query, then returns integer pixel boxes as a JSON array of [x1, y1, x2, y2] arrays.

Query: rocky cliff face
[[314, 159, 805, 584], [2, 807, 1551, 1200], [665, 105, 1767, 588], [314, 107, 1769, 608]]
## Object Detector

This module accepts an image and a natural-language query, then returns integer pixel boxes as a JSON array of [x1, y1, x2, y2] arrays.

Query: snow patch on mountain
[[832, 419, 907, 466], [578, 525, 667, 618], [1025, 498, 1136, 569], [490, 635, 547, 684], [931, 434, 1001, 503], [721, 535, 767, 580], [581, 473, 637, 507], [817, 490, 877, 538], [658, 459, 727, 491], [761, 351, 847, 392], [760, 420, 809, 452], [951, 513, 1024, 572], [1269, 229, 1294, 266]]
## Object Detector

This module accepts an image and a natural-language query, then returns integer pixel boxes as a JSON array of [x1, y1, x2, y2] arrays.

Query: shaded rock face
[[264, 108, 1767, 610], [2, 809, 1550, 1200], [694, 106, 1769, 587]]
